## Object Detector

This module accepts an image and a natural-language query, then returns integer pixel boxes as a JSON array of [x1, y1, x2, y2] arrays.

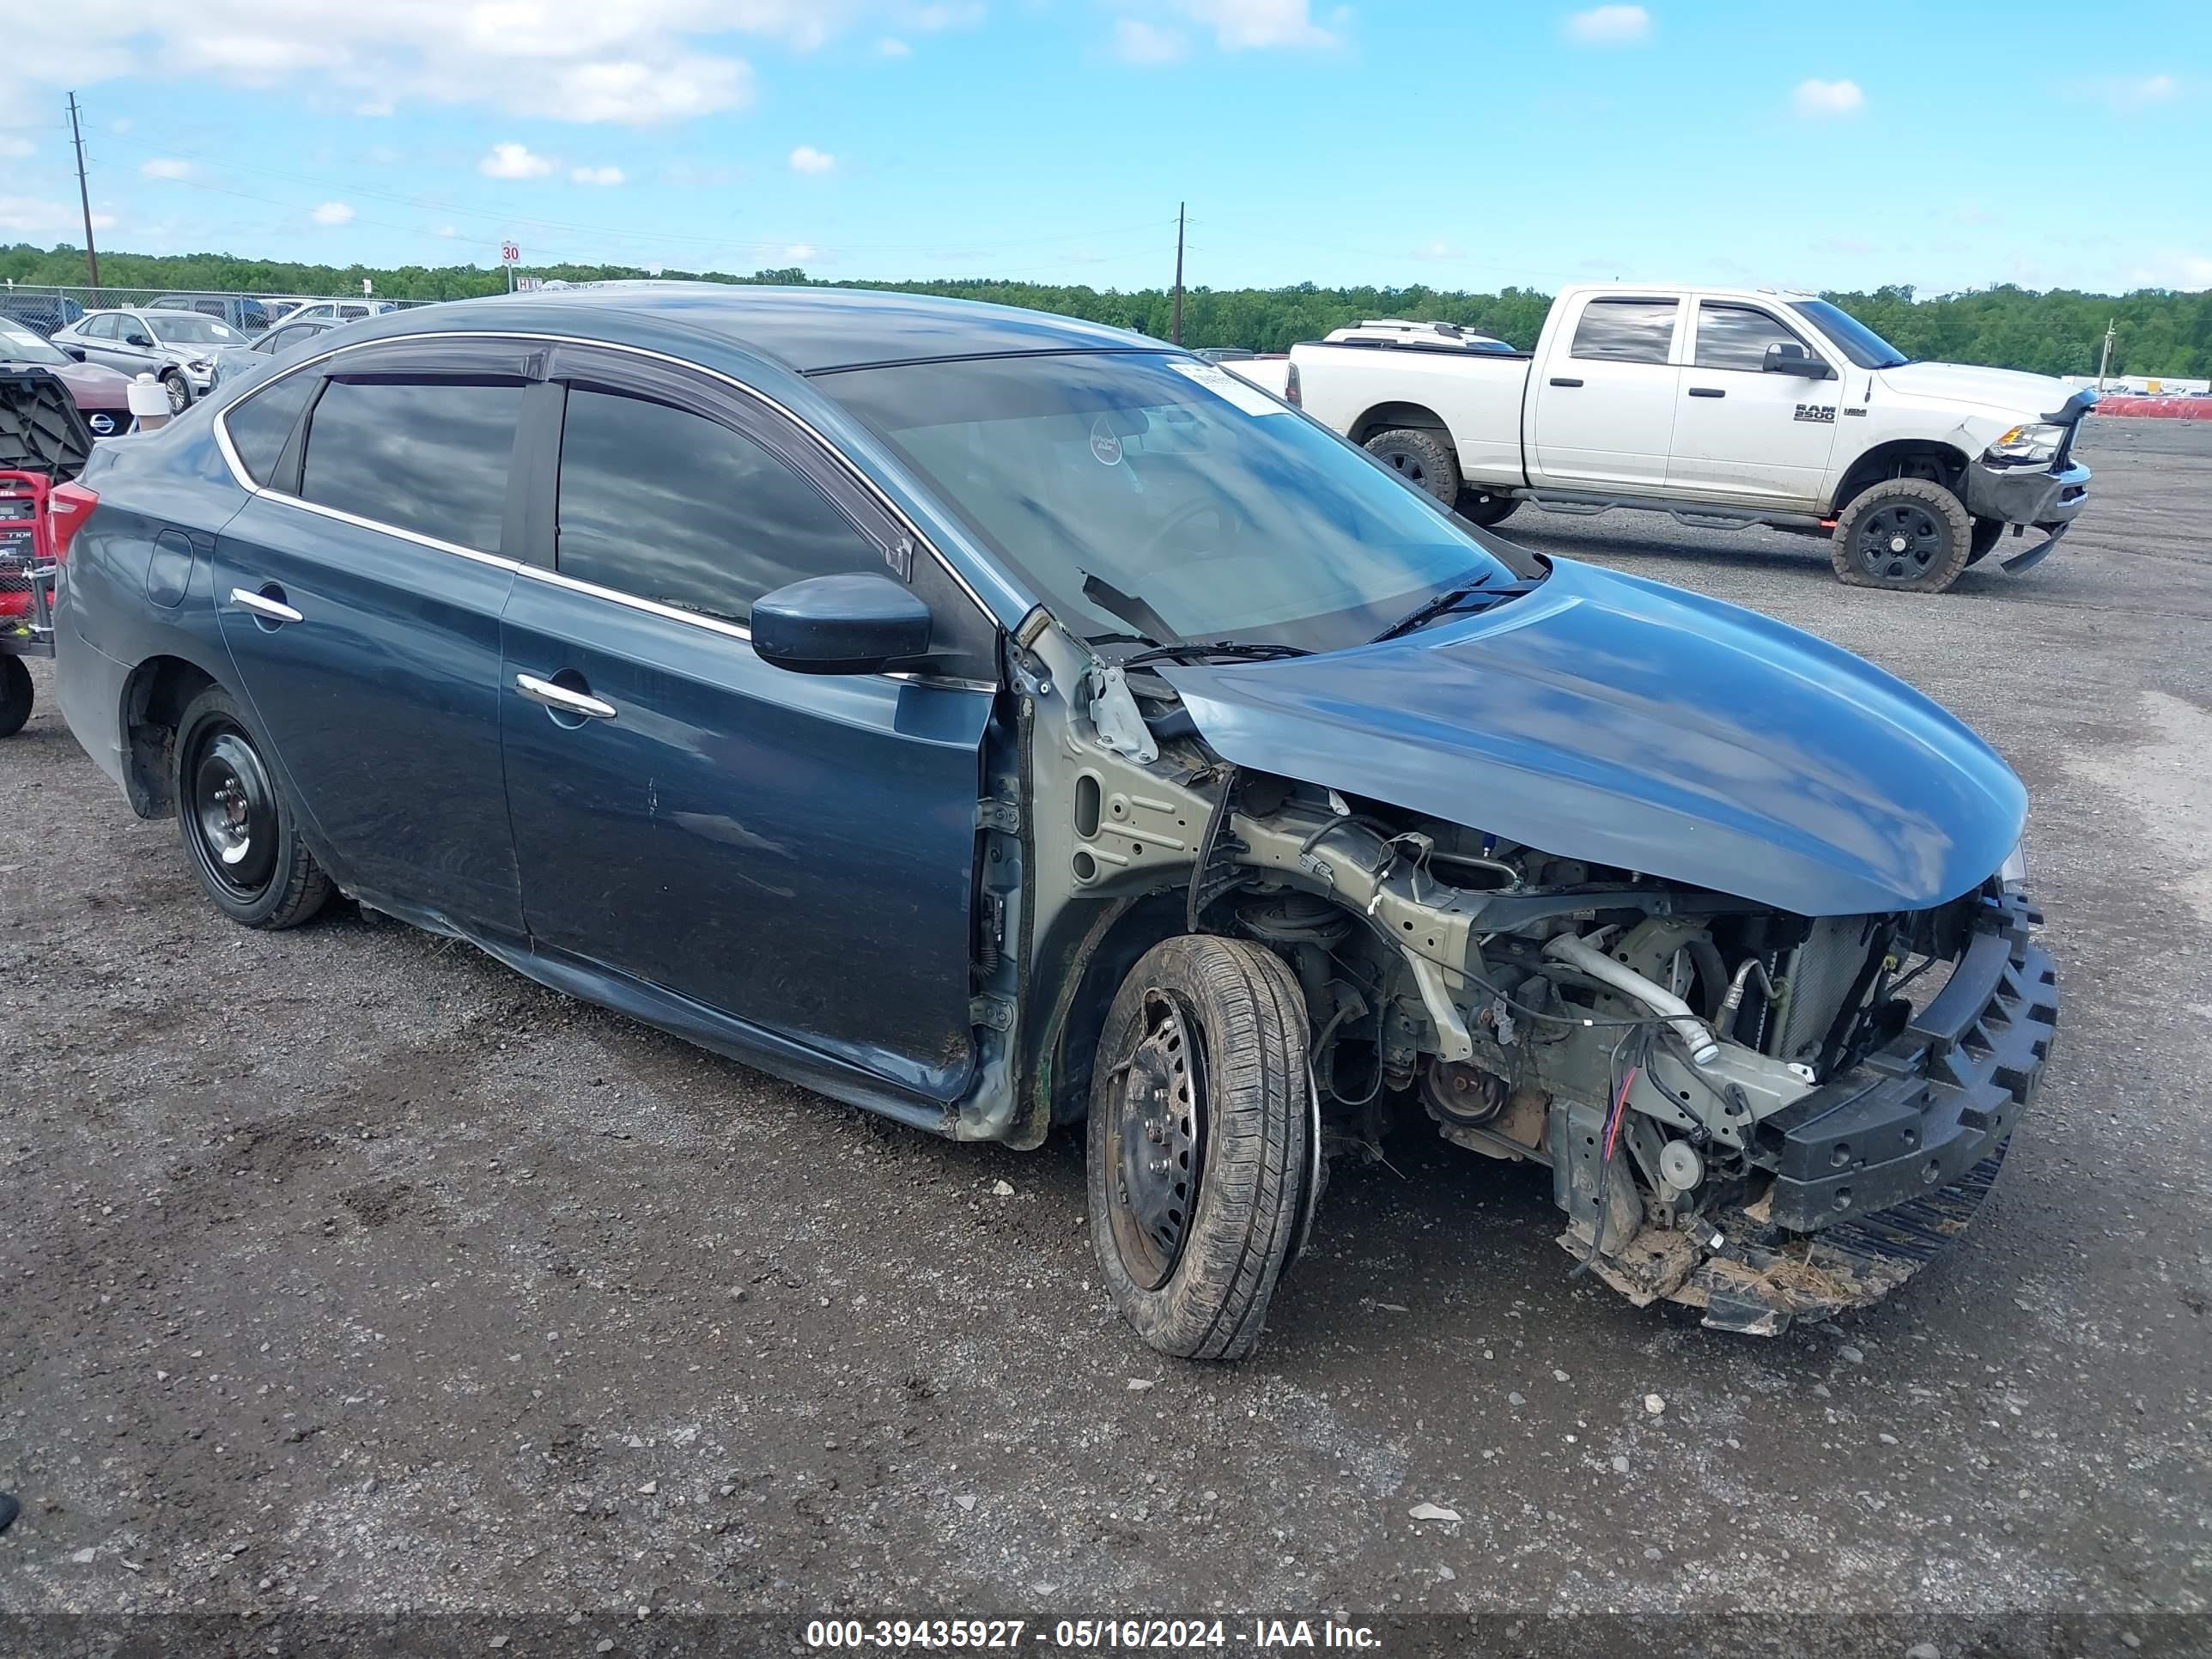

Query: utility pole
[[67, 93, 100, 289], [2097, 318, 2116, 391], [1171, 202, 1185, 347]]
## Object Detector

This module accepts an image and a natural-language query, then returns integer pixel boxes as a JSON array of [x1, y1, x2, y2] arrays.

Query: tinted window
[[225, 373, 320, 485], [556, 387, 883, 625], [299, 379, 524, 552], [1569, 299, 1678, 365], [146, 314, 243, 346], [1694, 304, 1806, 372], [82, 314, 117, 340], [823, 352, 1536, 653], [1787, 299, 1910, 369]]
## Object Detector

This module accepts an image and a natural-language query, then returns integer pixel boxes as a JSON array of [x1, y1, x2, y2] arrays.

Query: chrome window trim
[[209, 327, 1001, 628]]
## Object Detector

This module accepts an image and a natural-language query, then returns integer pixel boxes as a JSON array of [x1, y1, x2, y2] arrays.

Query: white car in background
[[1277, 285, 2096, 592]]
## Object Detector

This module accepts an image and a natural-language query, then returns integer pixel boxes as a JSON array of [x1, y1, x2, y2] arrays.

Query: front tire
[[161, 372, 191, 414], [173, 686, 331, 928], [1831, 478, 1973, 592], [1364, 427, 1461, 506], [0, 656, 32, 738], [1087, 936, 1310, 1361]]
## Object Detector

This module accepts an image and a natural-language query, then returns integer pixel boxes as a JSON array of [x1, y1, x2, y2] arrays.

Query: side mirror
[[125, 331, 154, 349], [751, 574, 933, 676], [1763, 341, 1834, 380], [61, 344, 87, 362]]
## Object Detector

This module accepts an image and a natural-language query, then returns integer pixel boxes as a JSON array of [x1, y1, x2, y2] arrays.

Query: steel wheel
[[1104, 988, 1209, 1291], [1850, 501, 1948, 582], [186, 725, 280, 902]]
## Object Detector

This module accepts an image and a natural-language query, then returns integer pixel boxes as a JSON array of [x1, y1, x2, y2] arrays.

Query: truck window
[[1694, 304, 1807, 372], [1570, 300, 1678, 366]]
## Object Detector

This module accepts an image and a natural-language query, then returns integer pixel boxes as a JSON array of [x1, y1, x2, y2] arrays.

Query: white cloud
[[1564, 4, 1649, 46], [1792, 77, 1864, 118], [570, 164, 625, 185], [2078, 71, 2179, 112], [0, 196, 116, 238], [1115, 18, 1189, 63], [480, 142, 557, 179], [906, 2, 984, 27], [788, 144, 836, 174], [1182, 0, 1340, 50], [311, 201, 356, 225], [0, 137, 35, 159], [785, 242, 817, 259], [434, 224, 459, 237], [2136, 72, 2179, 101], [1410, 240, 1464, 261], [876, 35, 912, 56], [2121, 251, 2212, 290], [140, 157, 193, 179]]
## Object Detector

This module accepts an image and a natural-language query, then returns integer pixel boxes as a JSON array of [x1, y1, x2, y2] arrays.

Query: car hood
[[1158, 559, 2026, 916], [1875, 360, 2079, 420], [30, 358, 132, 409]]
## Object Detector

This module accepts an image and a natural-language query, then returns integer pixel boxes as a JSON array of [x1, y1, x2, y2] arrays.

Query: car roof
[[447, 282, 1154, 374]]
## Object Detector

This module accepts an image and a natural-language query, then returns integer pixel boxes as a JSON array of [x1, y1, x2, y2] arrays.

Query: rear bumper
[[52, 611, 132, 791], [1965, 458, 2090, 529]]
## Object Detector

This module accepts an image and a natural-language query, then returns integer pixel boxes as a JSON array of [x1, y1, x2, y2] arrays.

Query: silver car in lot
[[50, 307, 256, 412]]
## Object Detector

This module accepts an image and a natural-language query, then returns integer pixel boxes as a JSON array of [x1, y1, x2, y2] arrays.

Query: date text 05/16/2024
[[803, 1620, 1384, 1650]]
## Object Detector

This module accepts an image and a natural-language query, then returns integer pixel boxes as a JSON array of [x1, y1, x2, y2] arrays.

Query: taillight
[[48, 480, 99, 562], [1284, 362, 1302, 408]]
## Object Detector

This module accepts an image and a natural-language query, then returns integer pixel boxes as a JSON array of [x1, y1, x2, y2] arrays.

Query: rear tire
[[1364, 427, 1461, 506], [172, 685, 331, 929], [0, 655, 32, 738], [1830, 478, 1972, 592], [1966, 516, 2007, 566], [1456, 484, 1520, 527], [1087, 935, 1310, 1361]]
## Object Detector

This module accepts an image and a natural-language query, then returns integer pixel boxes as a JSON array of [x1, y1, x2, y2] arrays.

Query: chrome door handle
[[514, 672, 617, 721], [228, 587, 303, 623]]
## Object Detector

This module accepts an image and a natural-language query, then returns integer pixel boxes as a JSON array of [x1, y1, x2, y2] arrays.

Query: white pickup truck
[[1271, 284, 2094, 592]]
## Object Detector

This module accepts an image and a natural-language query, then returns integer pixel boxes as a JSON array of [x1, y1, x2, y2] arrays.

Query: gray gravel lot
[[2, 420, 2208, 1645]]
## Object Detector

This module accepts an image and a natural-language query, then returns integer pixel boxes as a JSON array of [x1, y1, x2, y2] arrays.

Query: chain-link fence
[[0, 283, 436, 337]]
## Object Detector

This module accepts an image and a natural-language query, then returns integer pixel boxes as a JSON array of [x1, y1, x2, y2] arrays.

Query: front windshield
[[147, 314, 244, 346], [1789, 300, 1908, 370], [0, 317, 69, 365], [821, 350, 1537, 652]]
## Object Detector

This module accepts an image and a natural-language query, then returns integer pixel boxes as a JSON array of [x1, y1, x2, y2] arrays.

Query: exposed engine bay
[[1005, 611, 2057, 1335]]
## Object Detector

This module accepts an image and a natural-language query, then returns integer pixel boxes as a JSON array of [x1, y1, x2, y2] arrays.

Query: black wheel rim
[[187, 725, 279, 901], [1852, 502, 1948, 582], [1106, 989, 1207, 1291], [1382, 448, 1428, 489]]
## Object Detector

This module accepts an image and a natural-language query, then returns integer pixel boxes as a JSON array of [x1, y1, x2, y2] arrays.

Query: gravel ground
[[2, 420, 2208, 1652]]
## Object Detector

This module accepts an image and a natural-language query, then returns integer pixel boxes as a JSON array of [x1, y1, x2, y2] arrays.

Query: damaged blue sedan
[[51, 284, 2054, 1358]]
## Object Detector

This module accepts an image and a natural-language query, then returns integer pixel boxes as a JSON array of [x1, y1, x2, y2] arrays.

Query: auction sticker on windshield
[[1167, 359, 1288, 417]]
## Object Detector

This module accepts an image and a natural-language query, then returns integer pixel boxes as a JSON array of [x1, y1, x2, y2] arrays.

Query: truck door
[[1527, 295, 1684, 491], [1666, 301, 1841, 506]]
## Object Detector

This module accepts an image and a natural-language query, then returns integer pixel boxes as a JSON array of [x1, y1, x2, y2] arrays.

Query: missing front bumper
[[1567, 890, 2056, 1334]]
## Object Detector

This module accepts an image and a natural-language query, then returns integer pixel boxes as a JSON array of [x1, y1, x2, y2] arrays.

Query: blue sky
[[4, 1, 2207, 295]]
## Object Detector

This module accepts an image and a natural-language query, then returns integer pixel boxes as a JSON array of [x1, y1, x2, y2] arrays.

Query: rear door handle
[[515, 672, 617, 721], [228, 586, 303, 624], [1548, 377, 1583, 388], [1687, 386, 1726, 398]]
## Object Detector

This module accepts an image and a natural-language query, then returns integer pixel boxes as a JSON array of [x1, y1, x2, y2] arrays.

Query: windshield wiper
[[1370, 574, 1541, 643], [1122, 640, 1314, 667]]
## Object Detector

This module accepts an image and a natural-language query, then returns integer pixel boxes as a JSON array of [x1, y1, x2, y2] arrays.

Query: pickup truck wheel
[[1966, 516, 2006, 566], [1456, 485, 1519, 527], [173, 686, 332, 929], [1364, 428, 1461, 505], [1831, 479, 1972, 592], [0, 655, 32, 738], [1087, 935, 1310, 1361]]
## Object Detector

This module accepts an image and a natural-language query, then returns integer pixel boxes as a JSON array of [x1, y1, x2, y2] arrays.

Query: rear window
[[224, 372, 319, 485], [1569, 299, 1679, 365], [298, 378, 525, 553]]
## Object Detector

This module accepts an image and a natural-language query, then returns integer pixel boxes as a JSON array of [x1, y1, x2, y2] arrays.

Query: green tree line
[[7, 242, 2208, 378]]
